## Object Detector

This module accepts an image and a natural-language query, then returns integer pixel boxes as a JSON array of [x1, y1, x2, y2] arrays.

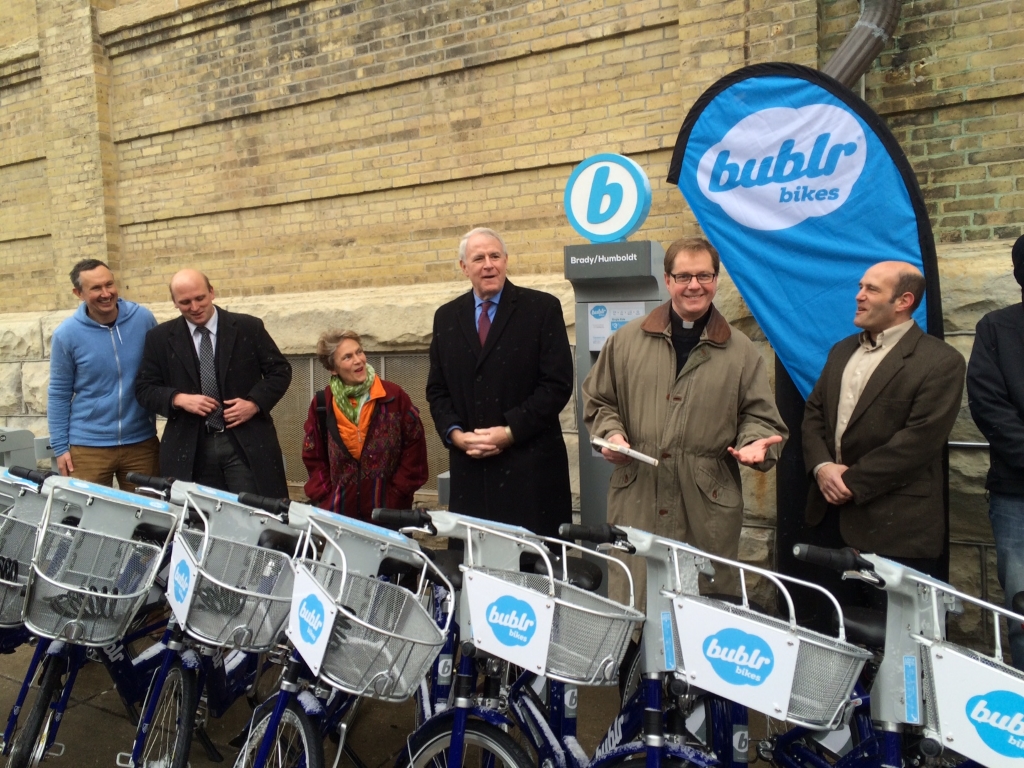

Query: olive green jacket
[[582, 302, 788, 600]]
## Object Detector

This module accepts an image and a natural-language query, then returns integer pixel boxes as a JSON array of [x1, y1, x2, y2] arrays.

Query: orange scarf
[[332, 376, 387, 460]]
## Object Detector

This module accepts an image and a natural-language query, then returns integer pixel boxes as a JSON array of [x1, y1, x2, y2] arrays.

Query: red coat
[[302, 380, 428, 519]]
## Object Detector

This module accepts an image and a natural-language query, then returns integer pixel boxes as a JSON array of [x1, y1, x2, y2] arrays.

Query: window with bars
[[270, 354, 448, 494]]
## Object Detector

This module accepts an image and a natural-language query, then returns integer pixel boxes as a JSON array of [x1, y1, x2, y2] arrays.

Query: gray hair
[[458, 227, 507, 263], [316, 329, 361, 372]]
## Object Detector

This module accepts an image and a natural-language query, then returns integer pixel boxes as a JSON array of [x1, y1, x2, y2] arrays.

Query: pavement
[[0, 642, 625, 768]]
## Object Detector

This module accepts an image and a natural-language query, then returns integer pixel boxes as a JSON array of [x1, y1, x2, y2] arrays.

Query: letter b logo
[[565, 154, 652, 243]]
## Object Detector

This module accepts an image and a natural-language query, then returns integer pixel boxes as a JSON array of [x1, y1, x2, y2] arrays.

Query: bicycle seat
[[834, 606, 886, 649], [256, 529, 300, 556], [132, 522, 172, 547], [520, 552, 603, 592]]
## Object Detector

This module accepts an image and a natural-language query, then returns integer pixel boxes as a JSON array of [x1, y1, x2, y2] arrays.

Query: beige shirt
[[815, 319, 916, 474]]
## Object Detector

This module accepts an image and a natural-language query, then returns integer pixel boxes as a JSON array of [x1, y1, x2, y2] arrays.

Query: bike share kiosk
[[563, 155, 668, 590]]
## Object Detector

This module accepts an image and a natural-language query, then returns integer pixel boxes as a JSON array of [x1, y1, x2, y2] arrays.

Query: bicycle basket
[[294, 558, 444, 701], [24, 522, 164, 645], [173, 528, 294, 652], [923, 636, 1024, 765], [466, 566, 644, 686], [673, 596, 870, 729], [0, 513, 39, 628]]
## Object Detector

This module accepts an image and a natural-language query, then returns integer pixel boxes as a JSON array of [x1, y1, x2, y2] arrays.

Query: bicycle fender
[[296, 690, 325, 717], [180, 649, 201, 671]]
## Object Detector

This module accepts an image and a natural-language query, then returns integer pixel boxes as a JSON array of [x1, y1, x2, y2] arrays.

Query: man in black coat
[[967, 235, 1024, 668], [136, 269, 292, 498], [426, 227, 574, 536]]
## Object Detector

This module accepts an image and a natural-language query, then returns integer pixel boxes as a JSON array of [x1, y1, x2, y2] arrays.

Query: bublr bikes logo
[[486, 596, 537, 647], [967, 690, 1024, 758], [298, 595, 326, 645], [696, 104, 866, 232], [172, 560, 191, 604], [702, 628, 774, 686], [590, 305, 608, 319]]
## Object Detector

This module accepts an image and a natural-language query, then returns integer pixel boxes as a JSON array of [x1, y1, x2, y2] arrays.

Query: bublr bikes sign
[[465, 571, 555, 673], [667, 63, 937, 398]]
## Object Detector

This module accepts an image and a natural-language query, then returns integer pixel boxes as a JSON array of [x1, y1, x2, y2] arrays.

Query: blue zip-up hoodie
[[47, 298, 158, 456]]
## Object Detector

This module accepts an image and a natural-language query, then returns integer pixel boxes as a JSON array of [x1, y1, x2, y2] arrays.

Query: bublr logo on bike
[[966, 690, 1024, 758], [172, 559, 191, 604], [702, 628, 774, 686], [298, 594, 326, 645], [486, 596, 537, 647]]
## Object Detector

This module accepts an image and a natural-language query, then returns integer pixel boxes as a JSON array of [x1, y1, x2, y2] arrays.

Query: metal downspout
[[821, 0, 903, 88]]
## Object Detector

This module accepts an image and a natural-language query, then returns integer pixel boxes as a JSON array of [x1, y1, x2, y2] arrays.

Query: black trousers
[[193, 430, 260, 495]]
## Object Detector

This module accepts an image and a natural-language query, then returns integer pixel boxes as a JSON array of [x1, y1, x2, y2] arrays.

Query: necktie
[[478, 300, 492, 346], [197, 326, 224, 429]]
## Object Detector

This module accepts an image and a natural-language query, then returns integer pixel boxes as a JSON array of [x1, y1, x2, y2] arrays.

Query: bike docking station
[[563, 153, 667, 593]]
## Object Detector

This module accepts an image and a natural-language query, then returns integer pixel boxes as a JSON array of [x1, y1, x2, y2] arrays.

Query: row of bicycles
[[0, 465, 1022, 768]]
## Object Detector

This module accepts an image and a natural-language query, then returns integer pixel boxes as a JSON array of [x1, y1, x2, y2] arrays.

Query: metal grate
[[271, 354, 448, 493]]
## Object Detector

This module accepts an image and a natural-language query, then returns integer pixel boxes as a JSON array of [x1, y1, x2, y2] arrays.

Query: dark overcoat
[[426, 280, 573, 536], [803, 324, 965, 558], [135, 308, 292, 498]]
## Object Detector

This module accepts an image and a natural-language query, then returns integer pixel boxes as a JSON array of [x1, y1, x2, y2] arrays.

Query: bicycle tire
[[399, 716, 534, 768], [135, 659, 198, 768], [7, 656, 64, 768], [233, 698, 324, 768], [618, 638, 641, 706]]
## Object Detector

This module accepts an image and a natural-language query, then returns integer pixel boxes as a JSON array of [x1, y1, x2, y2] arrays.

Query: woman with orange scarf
[[301, 329, 428, 519]]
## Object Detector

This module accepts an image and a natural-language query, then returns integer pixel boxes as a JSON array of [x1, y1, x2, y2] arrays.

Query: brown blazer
[[803, 323, 965, 558]]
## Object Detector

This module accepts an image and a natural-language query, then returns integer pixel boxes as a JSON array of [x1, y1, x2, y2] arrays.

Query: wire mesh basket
[[297, 557, 445, 701], [0, 513, 40, 627], [174, 528, 294, 652], [675, 595, 869, 728], [24, 522, 165, 645], [469, 566, 644, 685]]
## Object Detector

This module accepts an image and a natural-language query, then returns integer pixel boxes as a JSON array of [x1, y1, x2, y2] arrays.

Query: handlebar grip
[[371, 508, 431, 529], [1012, 591, 1024, 617], [7, 466, 54, 485], [237, 492, 291, 516], [125, 473, 175, 493], [792, 543, 871, 572], [558, 523, 621, 544]]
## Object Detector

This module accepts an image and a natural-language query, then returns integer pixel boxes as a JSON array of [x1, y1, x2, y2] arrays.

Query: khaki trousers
[[68, 436, 160, 493]]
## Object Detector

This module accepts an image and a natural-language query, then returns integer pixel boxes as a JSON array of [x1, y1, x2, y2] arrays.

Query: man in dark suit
[[803, 261, 965, 580], [426, 227, 574, 537], [136, 269, 292, 498]]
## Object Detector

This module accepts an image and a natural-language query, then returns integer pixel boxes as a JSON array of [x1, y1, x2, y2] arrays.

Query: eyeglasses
[[668, 272, 717, 285]]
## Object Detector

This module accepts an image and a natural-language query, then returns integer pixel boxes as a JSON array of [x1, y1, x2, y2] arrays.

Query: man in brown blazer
[[803, 261, 965, 580]]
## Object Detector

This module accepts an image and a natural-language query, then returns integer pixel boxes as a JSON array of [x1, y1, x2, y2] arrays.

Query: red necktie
[[478, 300, 492, 346]]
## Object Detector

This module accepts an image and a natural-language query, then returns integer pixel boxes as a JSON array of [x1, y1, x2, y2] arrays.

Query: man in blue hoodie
[[47, 259, 160, 491]]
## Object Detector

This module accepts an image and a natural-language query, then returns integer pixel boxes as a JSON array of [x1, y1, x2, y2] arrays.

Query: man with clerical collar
[[803, 260, 965, 581], [582, 236, 788, 601]]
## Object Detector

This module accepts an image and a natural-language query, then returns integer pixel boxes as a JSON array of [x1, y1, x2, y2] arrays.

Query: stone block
[[740, 464, 777, 523], [0, 315, 43, 360], [21, 361, 49, 415], [0, 364, 22, 415], [939, 241, 1022, 332], [40, 310, 73, 357], [2, 415, 48, 436], [949, 447, 993, 543]]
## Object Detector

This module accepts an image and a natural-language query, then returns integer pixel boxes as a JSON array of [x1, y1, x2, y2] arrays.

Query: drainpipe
[[821, 0, 902, 88]]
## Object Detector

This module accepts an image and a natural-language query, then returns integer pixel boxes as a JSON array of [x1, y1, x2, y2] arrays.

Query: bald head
[[170, 269, 216, 326], [854, 261, 925, 336]]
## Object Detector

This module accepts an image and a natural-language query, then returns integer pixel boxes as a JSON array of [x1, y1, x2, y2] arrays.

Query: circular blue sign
[[564, 154, 652, 243]]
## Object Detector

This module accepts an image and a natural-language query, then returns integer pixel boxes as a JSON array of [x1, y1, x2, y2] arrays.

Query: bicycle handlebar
[[125, 473, 176, 493], [371, 508, 432, 530], [792, 543, 873, 573], [558, 523, 623, 545], [7, 466, 55, 485], [237, 492, 291, 517]]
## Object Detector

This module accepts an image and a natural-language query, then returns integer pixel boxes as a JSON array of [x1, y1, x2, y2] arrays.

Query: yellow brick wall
[[0, 0, 37, 50]]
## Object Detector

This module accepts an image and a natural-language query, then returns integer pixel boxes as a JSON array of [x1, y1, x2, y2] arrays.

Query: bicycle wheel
[[618, 638, 642, 706], [400, 716, 533, 768], [234, 698, 324, 768], [135, 659, 198, 768], [7, 655, 64, 768]]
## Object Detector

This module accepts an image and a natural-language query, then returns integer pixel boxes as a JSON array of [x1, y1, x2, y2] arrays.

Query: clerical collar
[[670, 306, 711, 332]]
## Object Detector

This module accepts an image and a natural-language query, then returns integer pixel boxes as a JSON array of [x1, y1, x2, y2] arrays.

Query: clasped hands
[[451, 426, 512, 459], [172, 393, 258, 428], [815, 462, 854, 505]]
